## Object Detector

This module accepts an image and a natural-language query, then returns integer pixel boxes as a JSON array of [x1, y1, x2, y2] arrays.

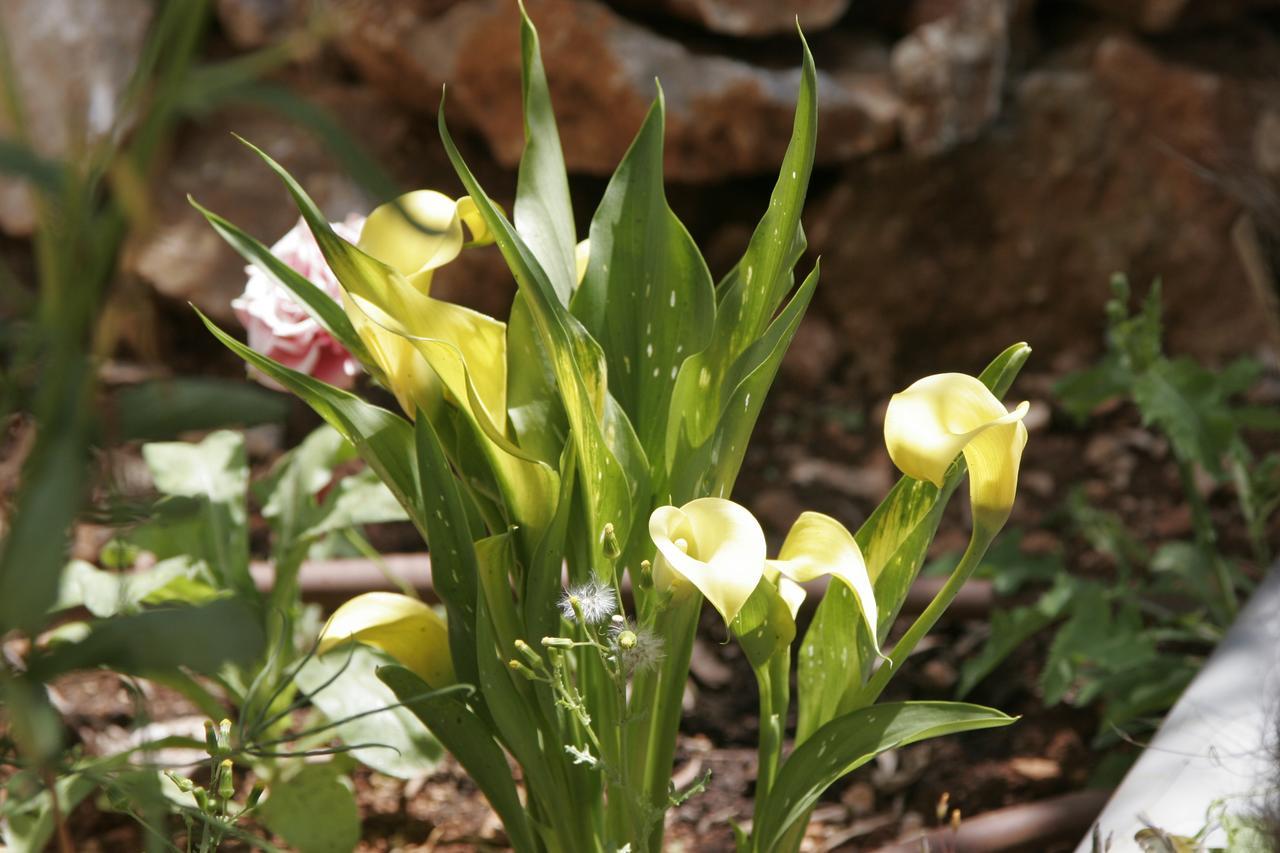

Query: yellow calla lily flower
[[649, 497, 766, 625], [317, 591, 455, 688], [765, 512, 880, 653], [574, 238, 590, 286], [884, 373, 1030, 530], [338, 190, 506, 428]]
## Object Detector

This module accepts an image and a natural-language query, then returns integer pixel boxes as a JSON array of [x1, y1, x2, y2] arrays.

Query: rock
[[614, 0, 850, 37], [1077, 0, 1280, 32], [130, 84, 439, 322], [332, 0, 900, 181], [0, 0, 153, 236], [890, 0, 1010, 155], [809, 40, 1271, 393]]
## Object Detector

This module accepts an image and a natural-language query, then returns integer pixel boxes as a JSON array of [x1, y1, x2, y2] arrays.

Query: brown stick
[[251, 554, 996, 618], [871, 788, 1112, 853]]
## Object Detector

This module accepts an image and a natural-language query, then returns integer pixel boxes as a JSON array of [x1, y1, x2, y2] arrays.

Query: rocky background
[[4, 0, 1280, 399]]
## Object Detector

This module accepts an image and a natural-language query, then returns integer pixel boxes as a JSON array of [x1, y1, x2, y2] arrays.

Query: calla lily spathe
[[649, 501, 879, 646], [650, 498, 766, 625], [317, 591, 455, 688], [884, 373, 1029, 530]]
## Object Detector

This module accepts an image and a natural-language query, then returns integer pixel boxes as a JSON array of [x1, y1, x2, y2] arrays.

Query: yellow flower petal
[[884, 373, 1029, 530], [574, 239, 590, 286], [358, 190, 465, 293], [767, 511, 879, 650], [649, 498, 766, 624], [317, 592, 455, 688]]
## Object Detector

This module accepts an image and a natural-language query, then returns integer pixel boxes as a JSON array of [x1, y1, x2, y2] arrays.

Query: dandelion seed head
[[558, 579, 617, 624], [609, 621, 665, 673]]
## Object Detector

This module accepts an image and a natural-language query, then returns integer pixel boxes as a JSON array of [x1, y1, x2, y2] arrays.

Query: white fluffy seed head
[[609, 622, 664, 674], [558, 579, 617, 625]]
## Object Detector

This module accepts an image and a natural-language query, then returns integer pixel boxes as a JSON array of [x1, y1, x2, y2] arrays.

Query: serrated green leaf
[[572, 89, 715, 478], [378, 665, 538, 853], [753, 701, 1015, 851], [956, 577, 1073, 698], [259, 764, 359, 853]]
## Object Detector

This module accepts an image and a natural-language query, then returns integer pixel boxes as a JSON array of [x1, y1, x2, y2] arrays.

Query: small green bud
[[567, 594, 586, 625], [541, 636, 574, 649], [193, 787, 210, 812], [247, 783, 266, 808], [203, 720, 219, 755], [508, 659, 540, 680], [602, 523, 621, 560], [217, 759, 235, 800], [513, 639, 543, 668], [218, 718, 232, 749], [638, 560, 653, 590], [165, 771, 195, 793], [616, 630, 638, 650]]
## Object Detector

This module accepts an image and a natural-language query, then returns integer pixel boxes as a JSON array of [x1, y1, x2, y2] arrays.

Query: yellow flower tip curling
[[317, 591, 455, 688], [767, 511, 881, 654], [649, 498, 766, 625], [883, 372, 1030, 532], [357, 190, 467, 291]]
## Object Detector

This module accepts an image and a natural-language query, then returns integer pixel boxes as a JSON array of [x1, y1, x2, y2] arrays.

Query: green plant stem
[[751, 650, 789, 816], [848, 526, 997, 711], [625, 590, 701, 852], [1175, 458, 1238, 623]]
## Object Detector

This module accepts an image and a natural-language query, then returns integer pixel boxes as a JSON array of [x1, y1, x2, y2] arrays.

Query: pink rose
[[232, 215, 364, 390]]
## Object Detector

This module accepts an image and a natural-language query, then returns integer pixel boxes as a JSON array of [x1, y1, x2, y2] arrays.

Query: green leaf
[[514, 8, 577, 305], [955, 578, 1073, 698], [571, 88, 715, 477], [197, 310, 431, 535], [753, 702, 1016, 851], [136, 430, 252, 597], [413, 412, 481, 690], [665, 33, 816, 466], [54, 557, 217, 617], [259, 764, 360, 853], [797, 343, 1031, 741], [295, 645, 443, 778], [109, 377, 290, 442], [438, 98, 643, 568], [28, 598, 266, 679], [378, 664, 538, 853], [192, 196, 376, 372]]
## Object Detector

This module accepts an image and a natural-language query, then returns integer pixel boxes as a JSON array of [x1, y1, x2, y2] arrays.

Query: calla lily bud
[[649, 498, 766, 625], [317, 592, 455, 688], [884, 373, 1029, 533]]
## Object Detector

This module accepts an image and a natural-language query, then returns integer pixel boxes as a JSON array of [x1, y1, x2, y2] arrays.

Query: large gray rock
[[890, 0, 1010, 155], [0, 0, 152, 235], [331, 0, 900, 181], [613, 0, 850, 37]]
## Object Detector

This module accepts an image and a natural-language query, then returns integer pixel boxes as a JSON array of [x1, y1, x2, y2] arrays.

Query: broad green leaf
[[259, 425, 355, 557], [666, 34, 816, 464], [295, 645, 443, 778], [514, 8, 577, 305], [191, 199, 375, 372], [136, 430, 251, 597], [198, 310, 429, 535], [797, 343, 1031, 740], [259, 764, 359, 853], [109, 377, 290, 442], [28, 599, 265, 679], [753, 702, 1015, 851], [439, 100, 642, 568], [572, 88, 715, 477], [668, 263, 819, 504], [506, 294, 568, 465], [53, 557, 217, 617], [413, 413, 481, 689], [378, 665, 538, 853], [300, 468, 408, 542]]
